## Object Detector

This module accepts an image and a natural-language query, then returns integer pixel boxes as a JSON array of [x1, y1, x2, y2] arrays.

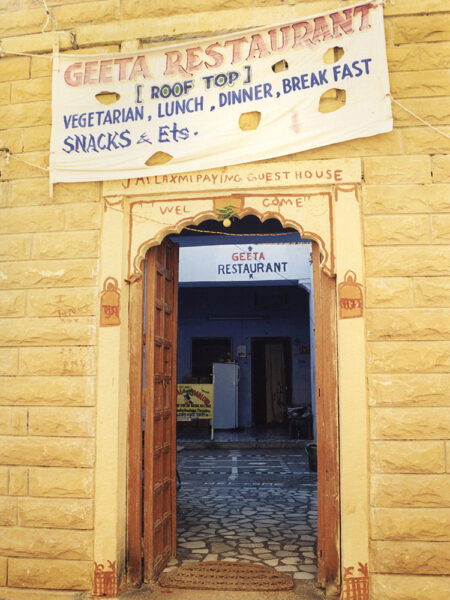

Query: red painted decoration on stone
[[341, 563, 369, 600], [338, 270, 363, 319], [100, 277, 121, 327], [93, 561, 117, 598]]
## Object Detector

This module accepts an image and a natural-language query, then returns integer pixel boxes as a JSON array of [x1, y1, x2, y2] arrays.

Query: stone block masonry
[[0, 0, 449, 598], [0, 22, 100, 587]]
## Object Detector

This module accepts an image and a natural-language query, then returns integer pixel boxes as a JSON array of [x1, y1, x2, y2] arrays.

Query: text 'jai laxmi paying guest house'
[[0, 1, 449, 599]]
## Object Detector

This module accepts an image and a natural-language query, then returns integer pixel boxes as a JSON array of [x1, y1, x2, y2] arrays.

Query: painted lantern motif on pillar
[[100, 277, 121, 327], [338, 270, 363, 319]]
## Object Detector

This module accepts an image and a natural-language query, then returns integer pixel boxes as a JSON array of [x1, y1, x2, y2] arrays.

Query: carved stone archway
[[93, 159, 369, 595]]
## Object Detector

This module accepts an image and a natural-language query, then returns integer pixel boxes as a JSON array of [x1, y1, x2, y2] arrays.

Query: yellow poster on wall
[[176, 384, 214, 421]]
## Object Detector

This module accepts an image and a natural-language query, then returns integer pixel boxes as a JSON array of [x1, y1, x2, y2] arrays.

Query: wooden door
[[312, 244, 340, 593], [264, 340, 289, 425], [128, 239, 179, 584], [143, 240, 179, 580], [252, 338, 291, 427]]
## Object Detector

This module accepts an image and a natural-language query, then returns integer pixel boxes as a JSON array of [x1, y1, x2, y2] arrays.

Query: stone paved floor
[[165, 448, 317, 582], [177, 424, 309, 446]]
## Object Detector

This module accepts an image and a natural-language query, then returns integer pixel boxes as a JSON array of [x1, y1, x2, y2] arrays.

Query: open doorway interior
[[161, 215, 319, 584], [252, 337, 292, 427], [174, 216, 315, 444]]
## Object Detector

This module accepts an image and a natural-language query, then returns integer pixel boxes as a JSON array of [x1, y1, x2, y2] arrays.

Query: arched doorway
[[126, 215, 339, 592]]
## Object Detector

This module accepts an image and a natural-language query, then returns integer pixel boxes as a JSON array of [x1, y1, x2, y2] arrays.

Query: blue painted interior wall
[[177, 284, 311, 428]]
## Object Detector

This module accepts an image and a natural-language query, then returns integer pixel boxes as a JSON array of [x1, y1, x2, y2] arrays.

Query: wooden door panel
[[142, 239, 179, 581], [312, 243, 340, 592]]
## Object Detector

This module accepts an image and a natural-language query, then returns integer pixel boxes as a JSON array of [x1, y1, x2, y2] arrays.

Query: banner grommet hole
[[323, 47, 345, 65], [95, 91, 120, 105], [145, 152, 173, 166], [239, 111, 261, 131], [272, 59, 289, 73], [318, 88, 346, 113]]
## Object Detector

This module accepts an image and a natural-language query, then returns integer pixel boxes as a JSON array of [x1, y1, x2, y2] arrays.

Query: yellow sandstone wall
[[0, 1, 449, 599]]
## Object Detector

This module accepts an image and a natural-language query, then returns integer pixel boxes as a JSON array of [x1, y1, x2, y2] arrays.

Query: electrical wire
[[40, 0, 51, 33], [389, 95, 450, 141]]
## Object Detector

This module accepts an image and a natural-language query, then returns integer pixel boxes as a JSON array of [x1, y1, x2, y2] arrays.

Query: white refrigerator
[[212, 362, 239, 429]]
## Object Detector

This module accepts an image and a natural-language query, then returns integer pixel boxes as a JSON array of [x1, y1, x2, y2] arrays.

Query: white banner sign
[[50, 1, 392, 183], [179, 243, 312, 283]]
